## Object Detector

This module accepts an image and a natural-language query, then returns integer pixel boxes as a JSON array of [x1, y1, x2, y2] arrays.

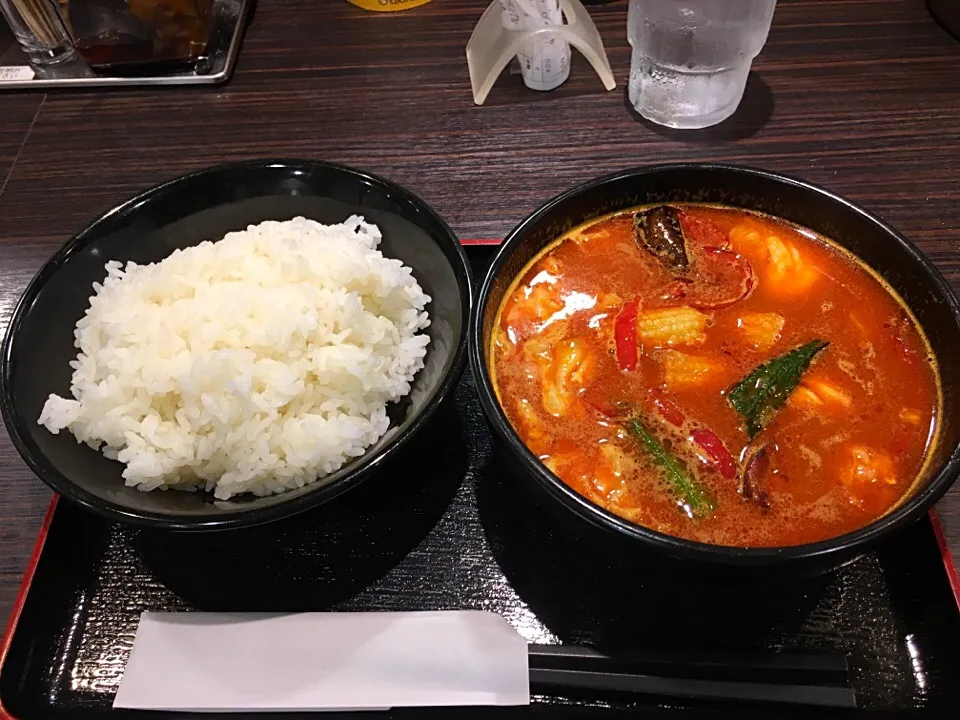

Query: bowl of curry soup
[[469, 164, 960, 571]]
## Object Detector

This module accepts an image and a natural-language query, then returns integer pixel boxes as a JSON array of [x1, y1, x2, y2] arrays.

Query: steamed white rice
[[38, 215, 431, 499]]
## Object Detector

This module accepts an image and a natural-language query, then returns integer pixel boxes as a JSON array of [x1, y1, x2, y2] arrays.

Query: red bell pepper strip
[[583, 392, 619, 420], [614, 299, 639, 371], [649, 390, 737, 480], [649, 388, 686, 427], [691, 428, 737, 480]]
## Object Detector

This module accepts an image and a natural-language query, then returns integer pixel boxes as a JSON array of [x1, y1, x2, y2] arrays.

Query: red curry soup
[[490, 204, 941, 547]]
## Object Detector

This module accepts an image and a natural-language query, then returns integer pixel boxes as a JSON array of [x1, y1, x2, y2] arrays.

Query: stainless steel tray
[[0, 0, 250, 90]]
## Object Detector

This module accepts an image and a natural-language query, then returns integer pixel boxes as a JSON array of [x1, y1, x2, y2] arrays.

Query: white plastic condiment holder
[[466, 0, 616, 106]]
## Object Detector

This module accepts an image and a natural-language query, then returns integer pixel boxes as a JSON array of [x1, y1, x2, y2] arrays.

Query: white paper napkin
[[113, 611, 530, 712]]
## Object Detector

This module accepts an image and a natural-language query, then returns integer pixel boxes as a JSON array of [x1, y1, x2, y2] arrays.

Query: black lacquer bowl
[[1, 159, 472, 531], [470, 164, 960, 573]]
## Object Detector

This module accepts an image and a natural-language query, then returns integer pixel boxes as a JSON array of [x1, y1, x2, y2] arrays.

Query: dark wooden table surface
[[1, 0, 959, 624]]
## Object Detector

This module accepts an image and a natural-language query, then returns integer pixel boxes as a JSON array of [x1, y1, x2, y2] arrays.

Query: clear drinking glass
[[627, 0, 776, 129], [0, 0, 76, 66]]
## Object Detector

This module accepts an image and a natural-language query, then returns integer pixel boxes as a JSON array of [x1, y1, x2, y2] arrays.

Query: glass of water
[[627, 0, 777, 129]]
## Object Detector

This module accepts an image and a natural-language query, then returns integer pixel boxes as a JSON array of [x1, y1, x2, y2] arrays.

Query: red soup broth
[[490, 204, 941, 547]]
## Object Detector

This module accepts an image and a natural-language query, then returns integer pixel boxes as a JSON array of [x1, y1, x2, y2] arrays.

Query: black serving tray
[[1, 243, 959, 720]]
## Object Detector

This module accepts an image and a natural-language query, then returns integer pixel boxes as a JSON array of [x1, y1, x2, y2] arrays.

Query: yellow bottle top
[[347, 0, 431, 10]]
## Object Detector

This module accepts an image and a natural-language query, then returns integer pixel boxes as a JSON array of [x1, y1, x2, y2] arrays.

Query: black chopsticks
[[528, 644, 857, 709]]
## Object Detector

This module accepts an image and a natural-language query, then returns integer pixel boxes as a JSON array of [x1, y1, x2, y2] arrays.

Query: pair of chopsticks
[[528, 644, 857, 709]]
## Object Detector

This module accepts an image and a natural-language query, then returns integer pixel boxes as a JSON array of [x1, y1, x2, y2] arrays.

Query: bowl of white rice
[[0, 159, 471, 530]]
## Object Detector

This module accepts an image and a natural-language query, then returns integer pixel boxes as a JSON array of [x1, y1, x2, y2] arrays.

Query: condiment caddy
[[0, 0, 249, 89]]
